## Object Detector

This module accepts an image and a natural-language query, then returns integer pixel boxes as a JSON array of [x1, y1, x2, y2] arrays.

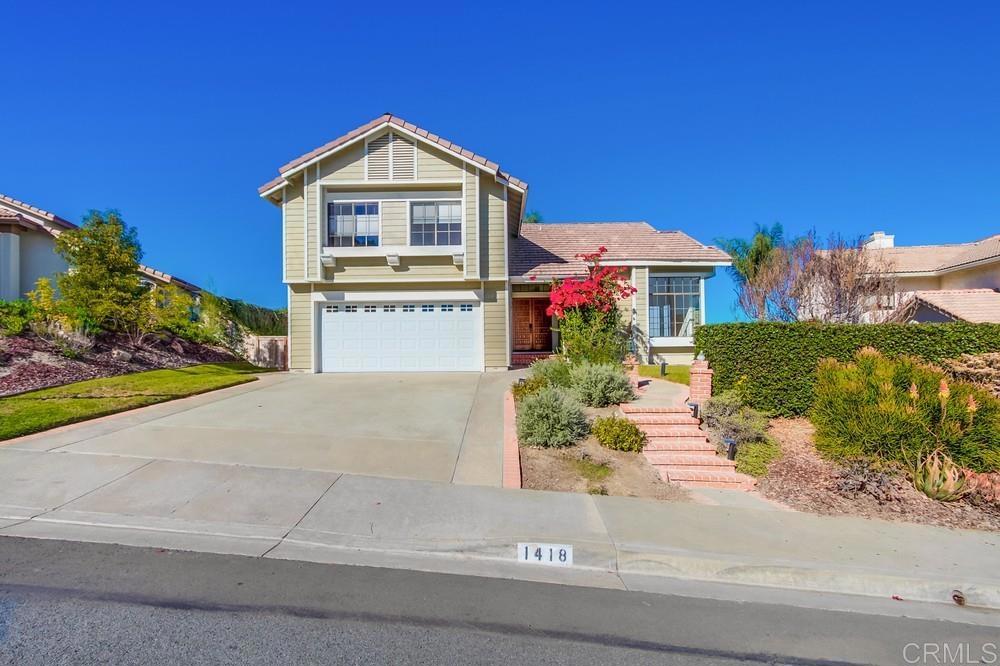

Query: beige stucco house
[[258, 114, 730, 373], [862, 231, 1000, 323], [0, 193, 200, 301]]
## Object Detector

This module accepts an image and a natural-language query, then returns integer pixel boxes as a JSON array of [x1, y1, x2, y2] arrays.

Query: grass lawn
[[0, 362, 263, 441], [638, 364, 691, 385]]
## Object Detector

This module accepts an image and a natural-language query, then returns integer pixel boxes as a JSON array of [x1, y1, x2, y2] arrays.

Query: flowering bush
[[547, 248, 636, 363]]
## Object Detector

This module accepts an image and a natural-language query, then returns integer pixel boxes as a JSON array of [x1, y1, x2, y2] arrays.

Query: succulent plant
[[911, 449, 969, 502]]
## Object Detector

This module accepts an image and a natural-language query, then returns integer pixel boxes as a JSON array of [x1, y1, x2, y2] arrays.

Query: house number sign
[[516, 543, 573, 567]]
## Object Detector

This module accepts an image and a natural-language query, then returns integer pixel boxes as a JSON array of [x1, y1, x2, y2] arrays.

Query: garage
[[319, 299, 482, 372]]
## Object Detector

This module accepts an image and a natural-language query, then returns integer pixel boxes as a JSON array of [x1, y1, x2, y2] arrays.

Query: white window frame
[[647, 273, 708, 347], [407, 198, 464, 249], [326, 199, 382, 248]]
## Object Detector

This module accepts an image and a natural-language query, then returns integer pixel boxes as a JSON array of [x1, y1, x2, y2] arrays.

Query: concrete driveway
[[6, 372, 510, 485]]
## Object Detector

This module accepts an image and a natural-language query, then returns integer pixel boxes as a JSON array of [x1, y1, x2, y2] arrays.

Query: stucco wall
[[20, 230, 68, 297], [940, 263, 1000, 290]]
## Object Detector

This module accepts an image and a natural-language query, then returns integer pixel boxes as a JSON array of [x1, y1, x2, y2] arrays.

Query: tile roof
[[510, 222, 731, 279], [0, 193, 200, 293], [258, 113, 528, 195], [907, 289, 1000, 323], [868, 234, 1000, 274]]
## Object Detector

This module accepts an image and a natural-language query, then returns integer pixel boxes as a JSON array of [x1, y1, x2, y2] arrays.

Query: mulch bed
[[0, 333, 236, 397], [759, 418, 1000, 532]]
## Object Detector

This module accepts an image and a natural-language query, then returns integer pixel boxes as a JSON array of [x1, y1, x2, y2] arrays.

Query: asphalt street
[[0, 537, 997, 665]]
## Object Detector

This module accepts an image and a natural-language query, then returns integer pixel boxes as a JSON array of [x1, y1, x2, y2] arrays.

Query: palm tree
[[716, 223, 784, 287]]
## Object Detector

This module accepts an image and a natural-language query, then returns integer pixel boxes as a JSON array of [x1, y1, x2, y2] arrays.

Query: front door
[[513, 298, 552, 352]]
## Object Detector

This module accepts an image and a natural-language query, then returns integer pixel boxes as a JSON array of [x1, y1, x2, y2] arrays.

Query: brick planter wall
[[689, 360, 713, 404]]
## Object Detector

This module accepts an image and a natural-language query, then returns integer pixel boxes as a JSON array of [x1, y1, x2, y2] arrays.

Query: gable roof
[[510, 222, 731, 280], [0, 193, 200, 294], [868, 233, 1000, 275], [896, 289, 1000, 323], [257, 113, 528, 197]]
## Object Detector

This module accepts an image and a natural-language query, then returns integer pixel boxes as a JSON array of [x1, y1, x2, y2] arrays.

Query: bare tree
[[735, 236, 814, 322], [796, 234, 897, 323]]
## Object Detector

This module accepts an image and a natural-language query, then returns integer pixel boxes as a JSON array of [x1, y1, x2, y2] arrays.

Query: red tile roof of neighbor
[[0, 193, 200, 293], [870, 234, 1000, 274], [510, 222, 731, 279], [258, 113, 528, 195], [906, 289, 1000, 323]]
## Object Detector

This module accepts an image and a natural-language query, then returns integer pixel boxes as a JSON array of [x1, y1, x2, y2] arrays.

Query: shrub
[[516, 387, 590, 448], [695, 321, 1000, 416], [810, 349, 1000, 472], [591, 416, 646, 452], [702, 392, 770, 445], [943, 353, 1000, 398], [529, 356, 572, 388], [734, 439, 781, 477], [559, 308, 628, 364], [0, 300, 36, 336], [701, 391, 778, 477], [569, 362, 635, 407], [511, 374, 548, 402]]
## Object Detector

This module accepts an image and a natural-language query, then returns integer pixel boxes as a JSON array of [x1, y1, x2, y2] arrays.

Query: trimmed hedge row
[[694, 322, 1000, 416]]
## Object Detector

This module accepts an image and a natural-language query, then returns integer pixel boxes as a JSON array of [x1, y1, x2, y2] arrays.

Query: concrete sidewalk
[[1, 448, 998, 613]]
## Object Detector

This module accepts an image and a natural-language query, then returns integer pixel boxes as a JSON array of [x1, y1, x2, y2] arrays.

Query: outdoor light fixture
[[724, 436, 738, 461]]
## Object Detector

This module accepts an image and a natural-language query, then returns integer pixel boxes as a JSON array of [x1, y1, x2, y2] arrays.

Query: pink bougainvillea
[[547, 247, 636, 318]]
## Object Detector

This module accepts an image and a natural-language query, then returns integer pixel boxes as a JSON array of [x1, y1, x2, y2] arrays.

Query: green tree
[[522, 210, 543, 224], [55, 210, 145, 331]]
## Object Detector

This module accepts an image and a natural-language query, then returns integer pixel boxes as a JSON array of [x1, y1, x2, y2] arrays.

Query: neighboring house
[[258, 113, 730, 373], [0, 193, 200, 301], [861, 230, 1000, 323]]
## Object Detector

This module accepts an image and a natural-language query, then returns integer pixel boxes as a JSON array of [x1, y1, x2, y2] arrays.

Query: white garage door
[[320, 302, 481, 372]]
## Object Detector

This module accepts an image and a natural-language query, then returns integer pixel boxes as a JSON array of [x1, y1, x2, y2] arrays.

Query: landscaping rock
[[111, 349, 133, 363]]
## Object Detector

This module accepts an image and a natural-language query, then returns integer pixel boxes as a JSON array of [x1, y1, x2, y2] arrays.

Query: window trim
[[407, 198, 464, 249], [326, 199, 382, 248]]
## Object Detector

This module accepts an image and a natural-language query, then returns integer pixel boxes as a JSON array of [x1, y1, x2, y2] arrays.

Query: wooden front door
[[513, 298, 552, 351]]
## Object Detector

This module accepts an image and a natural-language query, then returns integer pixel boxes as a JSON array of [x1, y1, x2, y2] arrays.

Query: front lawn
[[638, 364, 690, 385], [0, 362, 263, 441]]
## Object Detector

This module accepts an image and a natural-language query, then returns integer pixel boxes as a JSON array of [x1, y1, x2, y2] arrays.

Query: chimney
[[864, 231, 894, 249]]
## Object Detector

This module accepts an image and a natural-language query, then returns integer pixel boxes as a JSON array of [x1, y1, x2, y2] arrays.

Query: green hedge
[[694, 322, 1000, 416]]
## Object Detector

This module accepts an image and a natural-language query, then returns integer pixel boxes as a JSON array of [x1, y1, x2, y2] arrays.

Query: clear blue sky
[[4, 1, 998, 321]]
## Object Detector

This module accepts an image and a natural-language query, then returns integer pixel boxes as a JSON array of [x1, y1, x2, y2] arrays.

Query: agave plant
[[911, 449, 970, 502]]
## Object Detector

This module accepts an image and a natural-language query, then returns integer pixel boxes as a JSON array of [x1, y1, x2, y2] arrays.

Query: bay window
[[411, 201, 462, 246], [328, 202, 379, 247], [649, 276, 701, 338]]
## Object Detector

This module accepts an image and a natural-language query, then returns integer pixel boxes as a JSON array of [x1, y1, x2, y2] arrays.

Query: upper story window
[[328, 202, 379, 247], [649, 276, 701, 338], [411, 201, 461, 246]]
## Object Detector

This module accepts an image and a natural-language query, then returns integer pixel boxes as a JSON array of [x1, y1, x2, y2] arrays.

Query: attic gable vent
[[366, 131, 416, 180], [366, 133, 391, 179], [391, 133, 415, 179]]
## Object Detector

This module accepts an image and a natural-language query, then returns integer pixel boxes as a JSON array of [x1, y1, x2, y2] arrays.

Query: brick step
[[624, 414, 701, 426], [621, 404, 692, 415], [636, 425, 706, 439], [643, 438, 718, 452], [643, 452, 736, 468], [657, 468, 756, 490]]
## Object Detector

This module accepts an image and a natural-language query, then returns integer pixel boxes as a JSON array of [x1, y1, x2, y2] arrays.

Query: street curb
[[6, 516, 999, 611]]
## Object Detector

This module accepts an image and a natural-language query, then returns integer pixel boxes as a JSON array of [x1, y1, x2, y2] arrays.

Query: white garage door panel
[[320, 302, 481, 372]]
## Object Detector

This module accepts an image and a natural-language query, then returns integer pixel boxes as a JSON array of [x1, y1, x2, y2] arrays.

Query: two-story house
[[258, 114, 730, 373]]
